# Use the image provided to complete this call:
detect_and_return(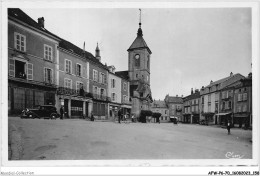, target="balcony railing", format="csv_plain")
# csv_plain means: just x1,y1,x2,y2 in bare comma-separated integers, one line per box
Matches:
57,87,93,98
92,93,111,102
